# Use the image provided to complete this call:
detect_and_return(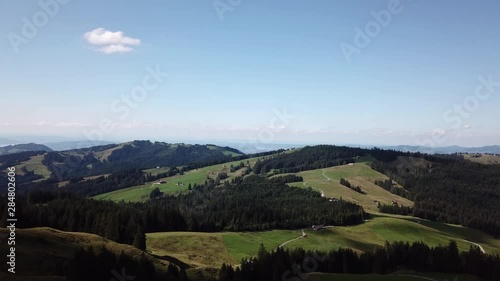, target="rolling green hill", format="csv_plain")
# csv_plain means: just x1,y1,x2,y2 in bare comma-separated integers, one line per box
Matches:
0,227,171,279
0,140,244,185
94,155,265,202
289,158,412,212
145,214,500,269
